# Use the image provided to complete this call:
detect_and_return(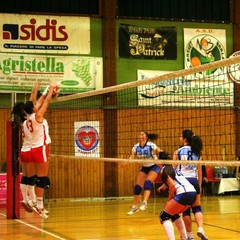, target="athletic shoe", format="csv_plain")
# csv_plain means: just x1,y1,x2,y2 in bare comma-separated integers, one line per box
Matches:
33,206,49,219
139,201,147,211
197,228,208,240
43,208,49,215
127,206,139,215
21,201,33,213
28,200,48,219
